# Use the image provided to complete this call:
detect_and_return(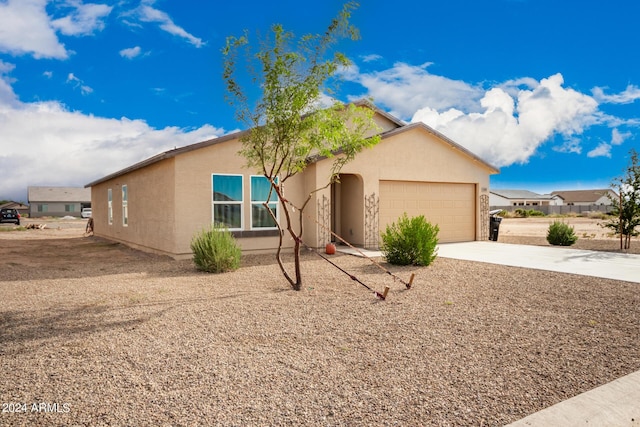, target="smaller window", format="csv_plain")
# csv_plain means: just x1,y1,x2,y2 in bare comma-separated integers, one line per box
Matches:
108,188,113,225
38,204,48,212
212,174,243,230
122,185,128,226
250,176,279,229
65,204,75,212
